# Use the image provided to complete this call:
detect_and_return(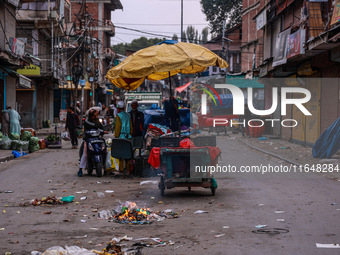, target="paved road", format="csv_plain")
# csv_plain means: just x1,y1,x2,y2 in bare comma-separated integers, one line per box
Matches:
0,136,340,254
